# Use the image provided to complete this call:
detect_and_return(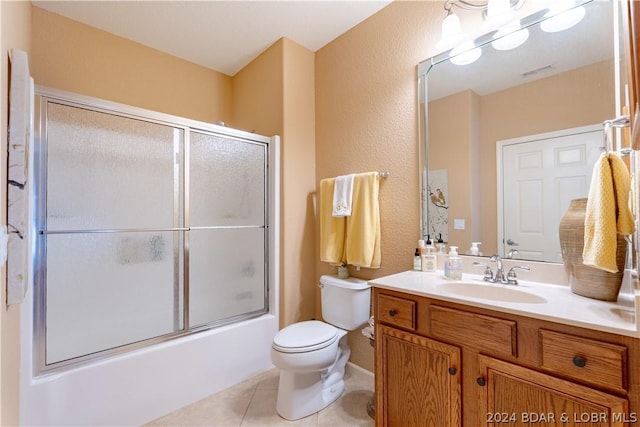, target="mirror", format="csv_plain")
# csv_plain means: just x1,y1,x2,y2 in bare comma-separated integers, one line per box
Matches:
418,0,631,262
